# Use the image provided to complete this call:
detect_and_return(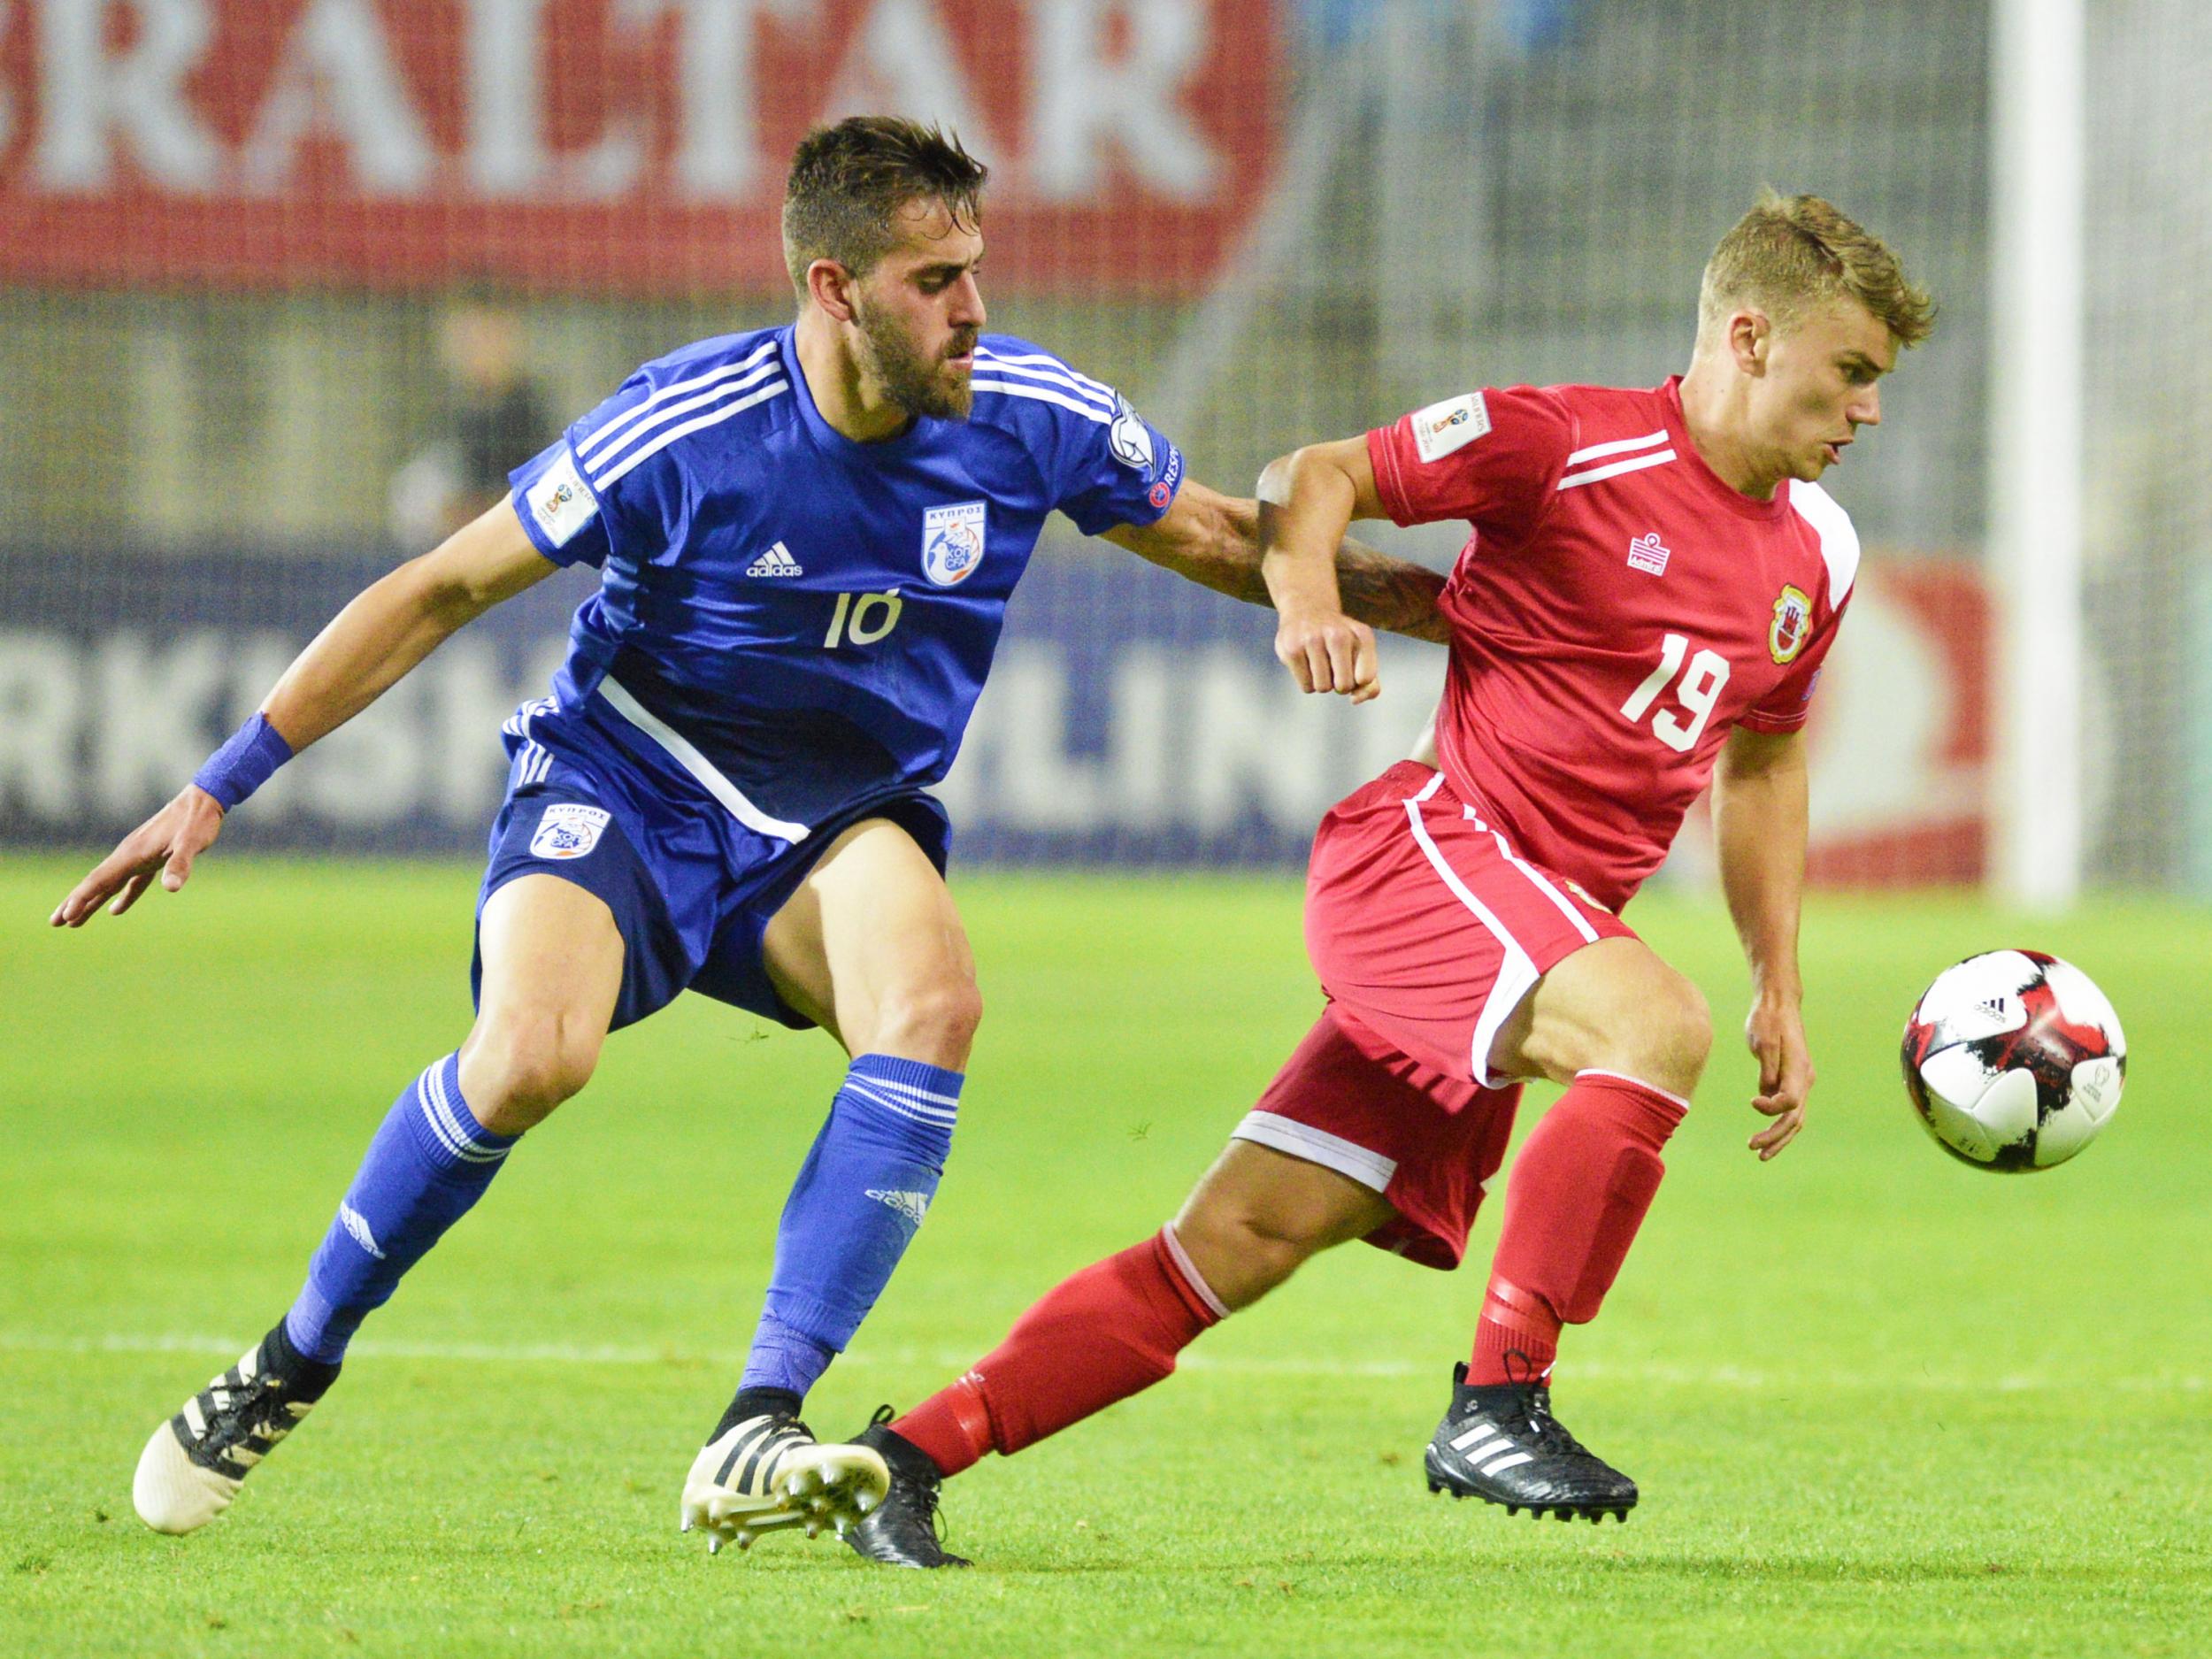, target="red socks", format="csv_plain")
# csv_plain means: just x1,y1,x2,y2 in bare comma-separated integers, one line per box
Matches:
1468,1070,1686,1386
889,1073,1685,1474
894,1227,1224,1478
